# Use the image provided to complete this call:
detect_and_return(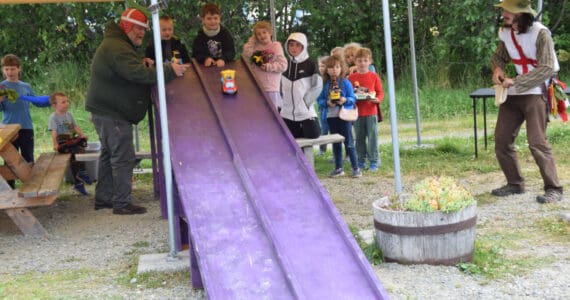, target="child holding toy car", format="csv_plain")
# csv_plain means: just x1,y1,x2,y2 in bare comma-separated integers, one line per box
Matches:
318,55,361,178
348,48,384,172
1,54,51,188
48,92,91,196
242,21,287,109
1,55,41,164
145,15,190,65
